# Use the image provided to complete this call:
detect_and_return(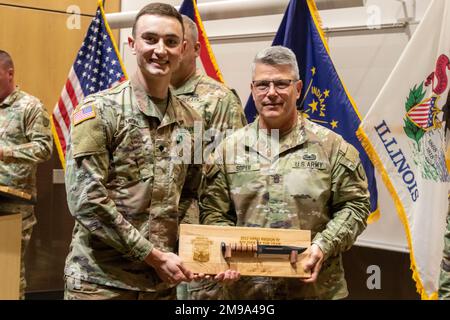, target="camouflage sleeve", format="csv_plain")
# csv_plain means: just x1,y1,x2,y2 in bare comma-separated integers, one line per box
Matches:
438,207,450,299
178,163,202,224
2,102,52,163
65,101,152,262
179,119,204,225
312,141,370,260
210,89,247,133
199,153,237,226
